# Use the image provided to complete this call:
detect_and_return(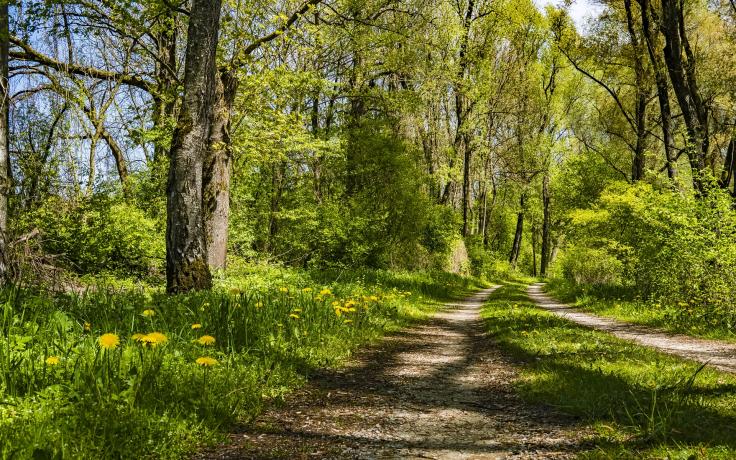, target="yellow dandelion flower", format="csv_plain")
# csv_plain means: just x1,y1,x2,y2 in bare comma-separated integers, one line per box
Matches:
195,357,218,367
98,333,120,350
319,288,332,296
196,335,216,346
369,295,378,301
279,287,289,293
131,333,145,341
45,356,60,366
83,322,91,332
191,323,202,330
137,332,169,347
302,287,313,293
289,313,300,319
334,308,342,317
142,309,155,317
